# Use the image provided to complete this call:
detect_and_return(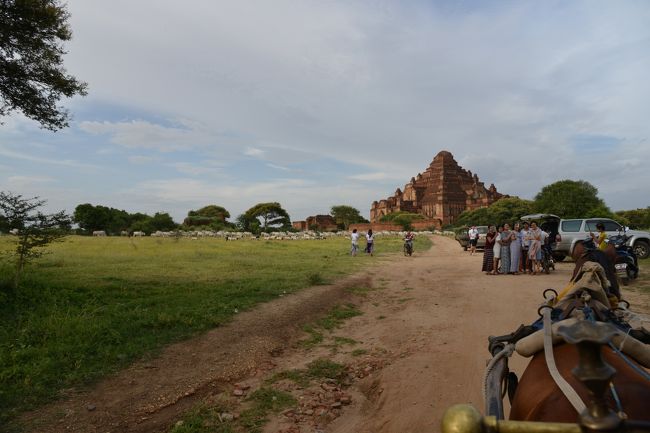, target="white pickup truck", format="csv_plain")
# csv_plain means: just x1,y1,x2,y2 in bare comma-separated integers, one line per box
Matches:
520,214,650,260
